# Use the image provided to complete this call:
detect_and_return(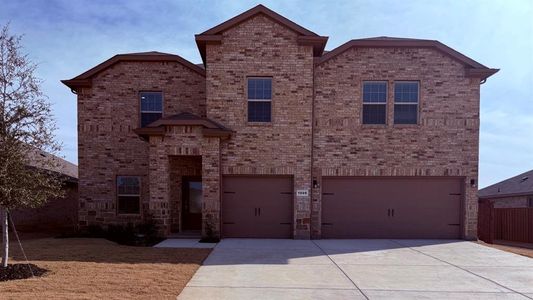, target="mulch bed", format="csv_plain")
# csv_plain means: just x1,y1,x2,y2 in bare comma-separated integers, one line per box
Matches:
0,263,48,281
